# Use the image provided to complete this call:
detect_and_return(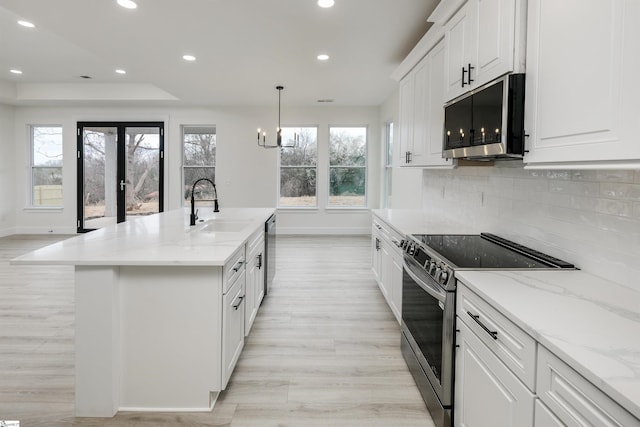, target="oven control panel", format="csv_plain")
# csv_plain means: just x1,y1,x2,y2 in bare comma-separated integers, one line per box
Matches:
402,239,455,290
